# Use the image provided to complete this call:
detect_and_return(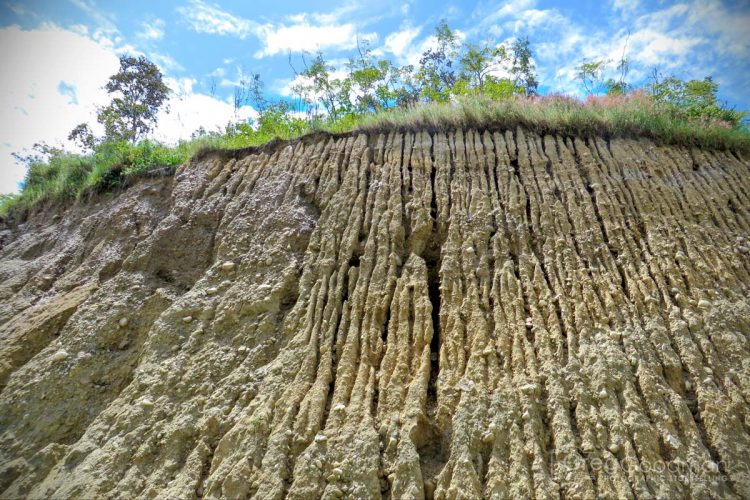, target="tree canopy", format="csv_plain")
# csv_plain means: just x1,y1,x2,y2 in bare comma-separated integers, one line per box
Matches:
97,55,171,144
